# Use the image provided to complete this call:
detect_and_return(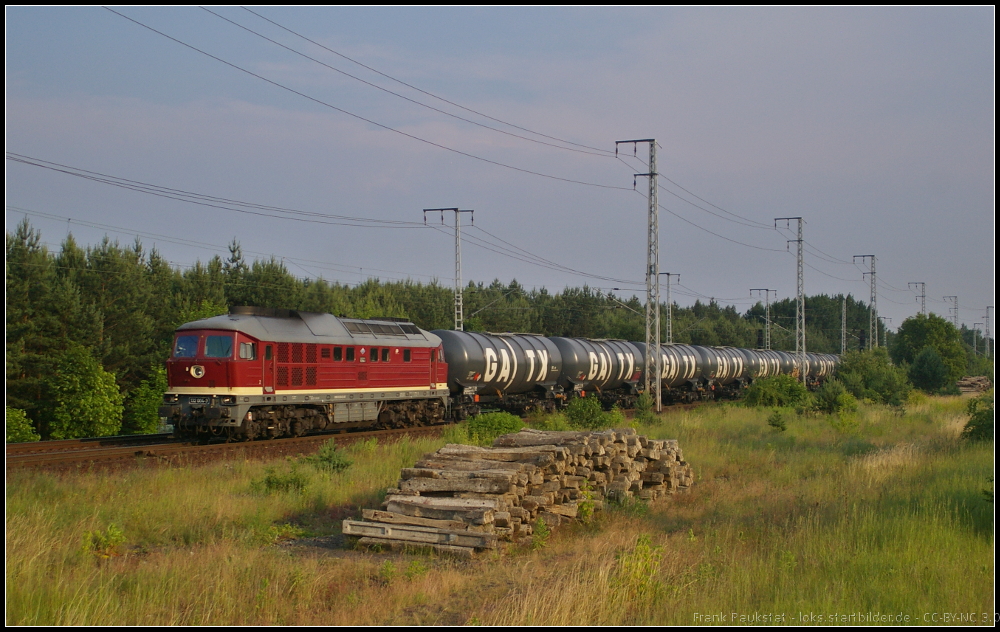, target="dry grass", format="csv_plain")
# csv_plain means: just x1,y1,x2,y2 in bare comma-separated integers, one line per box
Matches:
6,398,994,625
849,443,919,487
